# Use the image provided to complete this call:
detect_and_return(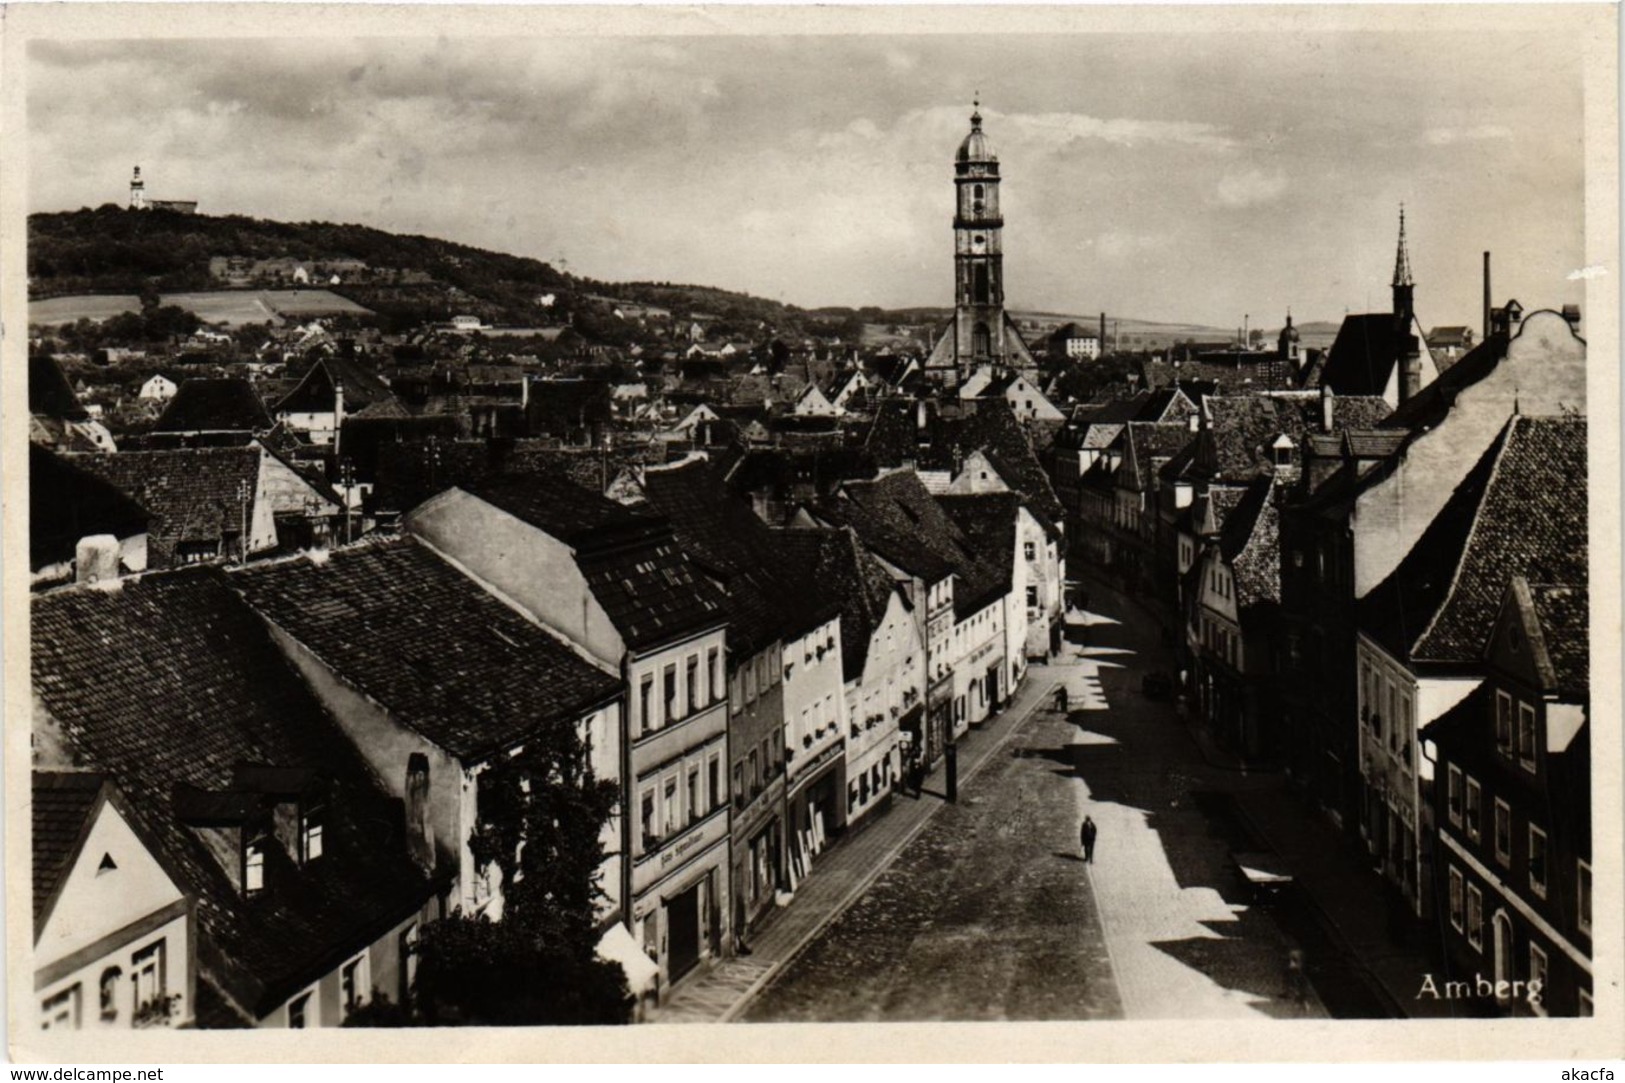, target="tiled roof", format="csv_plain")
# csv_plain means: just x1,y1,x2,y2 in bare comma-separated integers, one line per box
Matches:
31,444,150,571
1359,416,1587,668
774,526,900,682
155,379,273,434
1380,333,1510,434
641,458,832,657
1123,422,1196,491
467,474,729,650
68,448,262,568
32,769,106,925
232,539,621,761
938,492,1021,585
31,569,437,1018
274,357,394,414
1216,478,1280,609
1201,393,1389,483
372,437,662,511
1527,581,1588,697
